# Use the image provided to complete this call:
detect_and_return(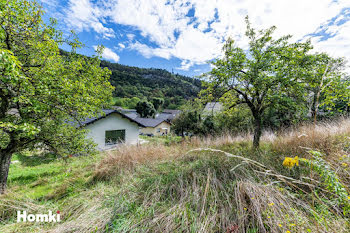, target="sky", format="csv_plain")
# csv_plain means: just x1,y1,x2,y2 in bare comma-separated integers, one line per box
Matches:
40,0,350,77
